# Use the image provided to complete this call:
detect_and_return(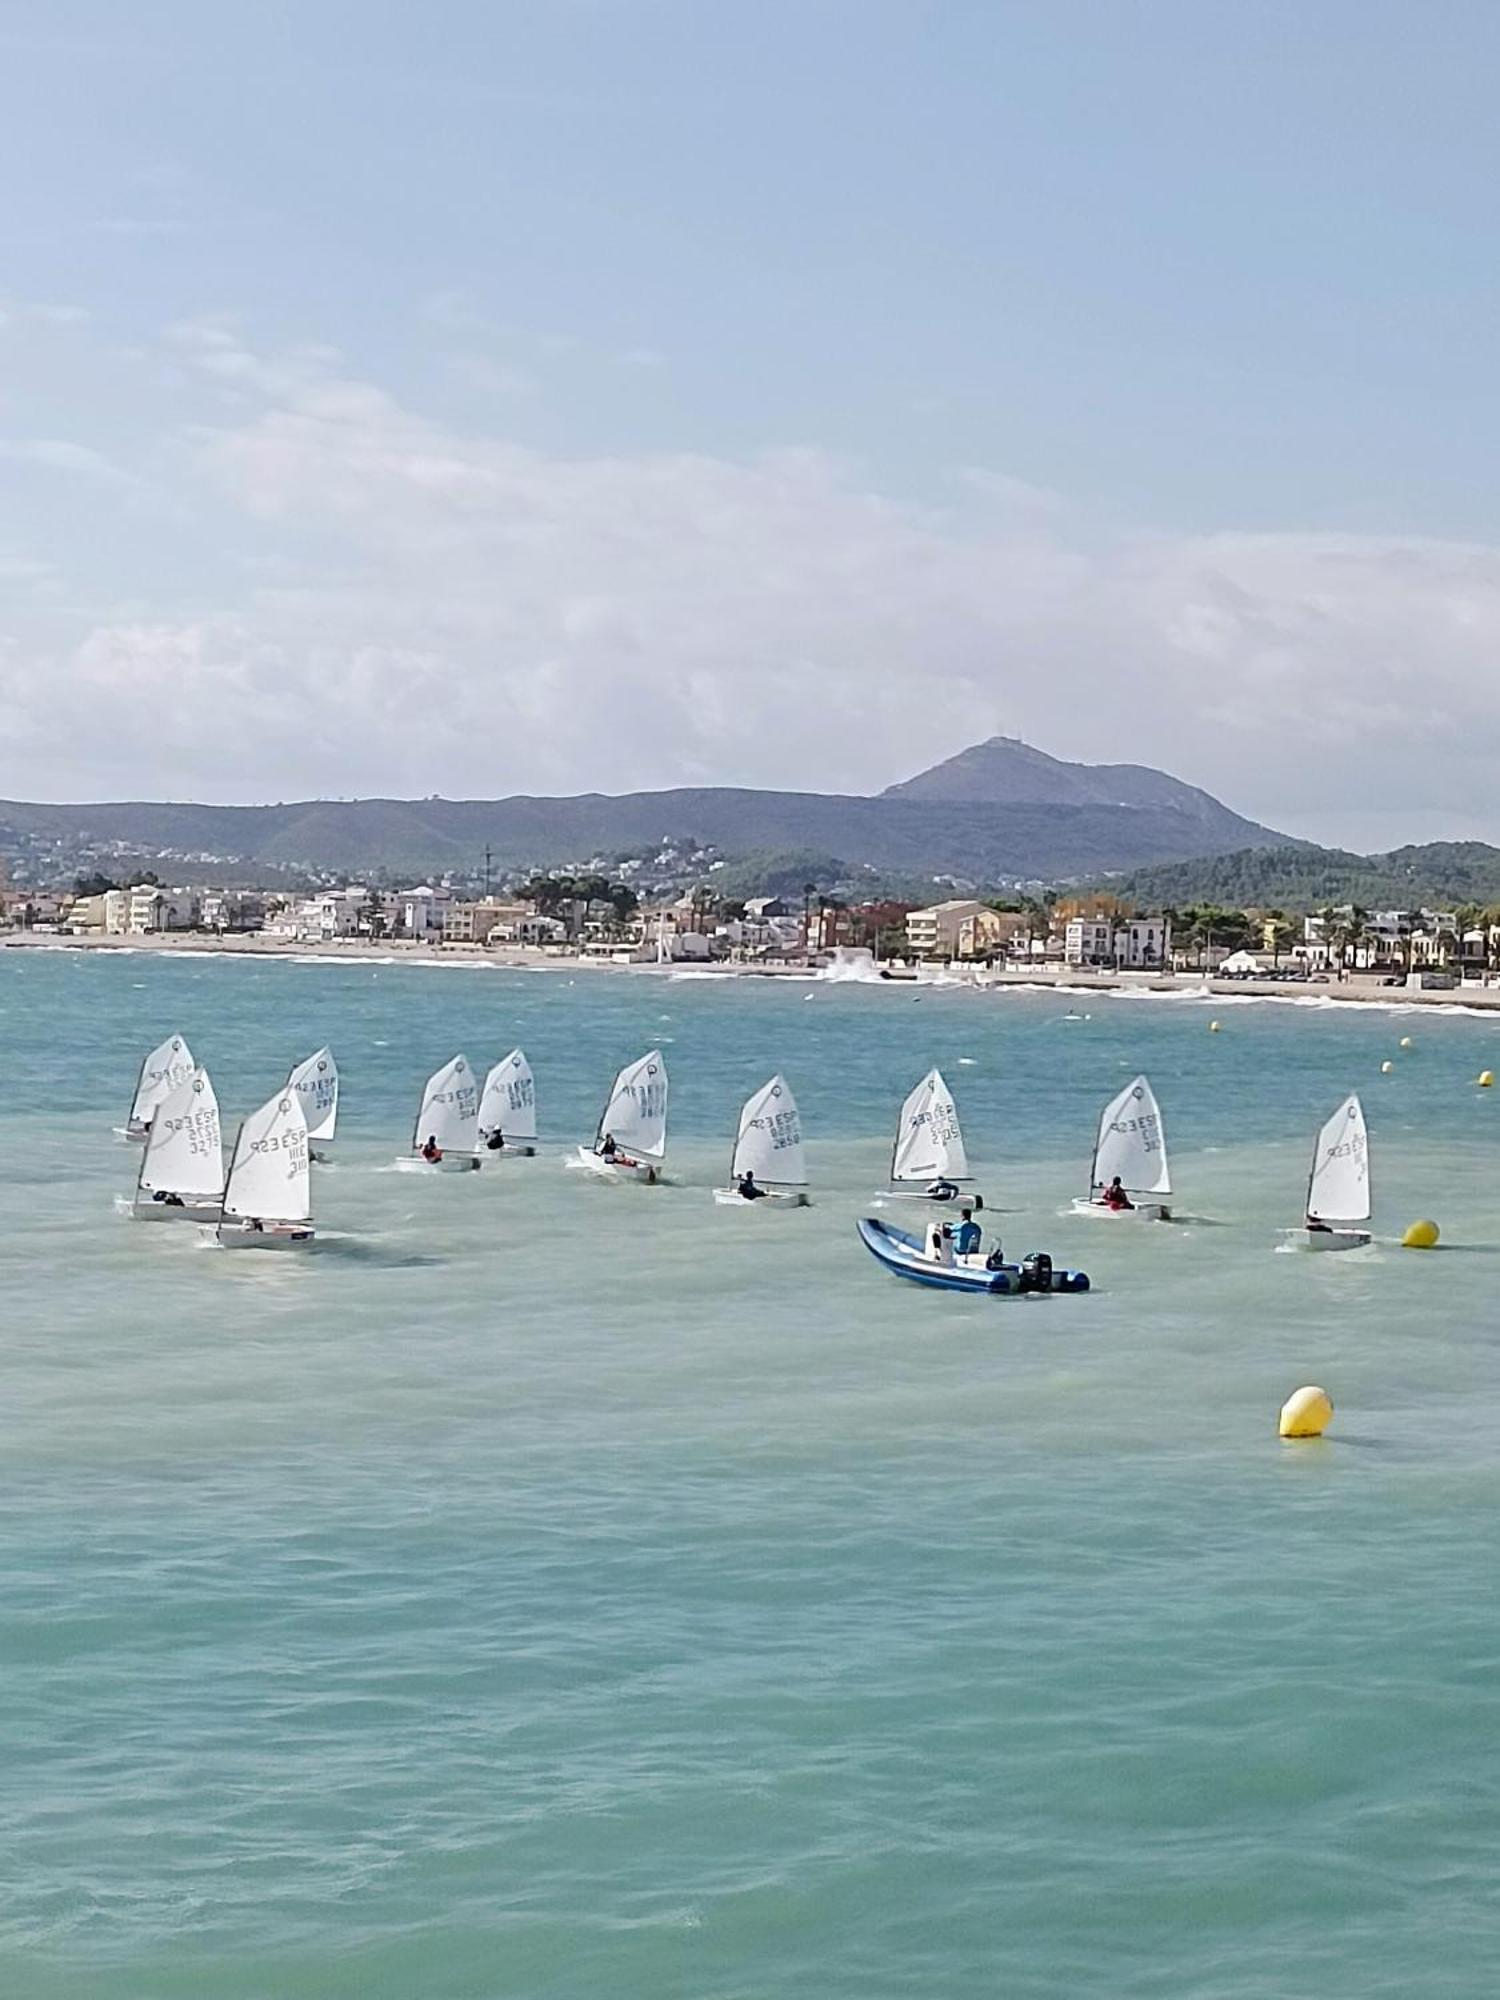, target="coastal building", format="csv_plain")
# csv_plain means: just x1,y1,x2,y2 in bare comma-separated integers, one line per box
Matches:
906,899,1010,960
293,890,365,943
127,885,198,933
1064,914,1171,969
1113,917,1170,969
1064,917,1115,966
442,898,534,945
399,886,450,939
